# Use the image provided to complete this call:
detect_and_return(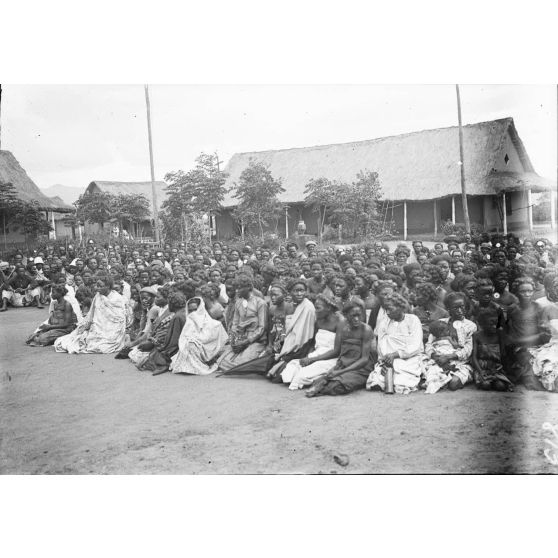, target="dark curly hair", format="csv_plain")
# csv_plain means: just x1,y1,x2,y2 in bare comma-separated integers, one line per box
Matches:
287,277,307,292
415,282,439,304
168,292,186,311
384,291,408,310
